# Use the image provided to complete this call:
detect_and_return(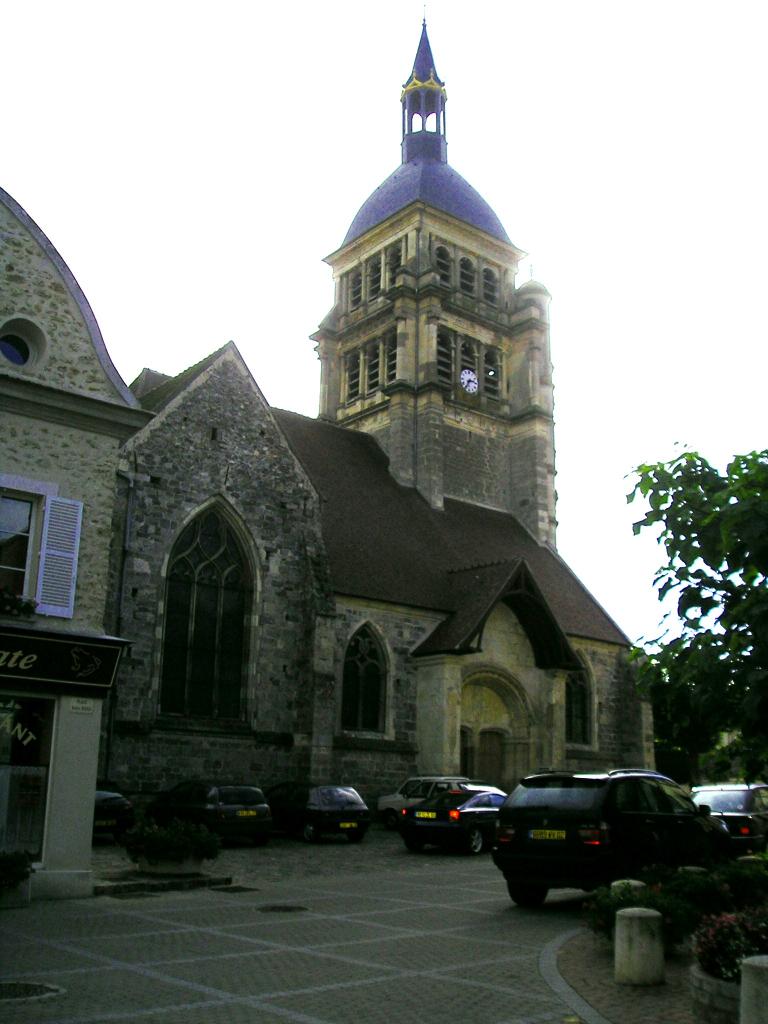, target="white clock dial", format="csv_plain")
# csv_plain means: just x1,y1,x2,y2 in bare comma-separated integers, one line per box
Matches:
459,368,479,393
